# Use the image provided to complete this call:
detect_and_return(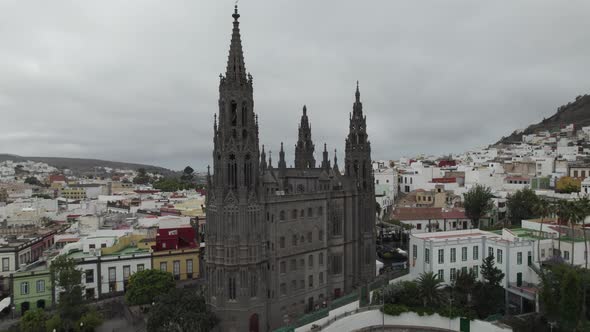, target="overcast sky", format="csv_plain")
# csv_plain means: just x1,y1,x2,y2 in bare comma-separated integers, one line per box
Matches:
1,1,589,170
